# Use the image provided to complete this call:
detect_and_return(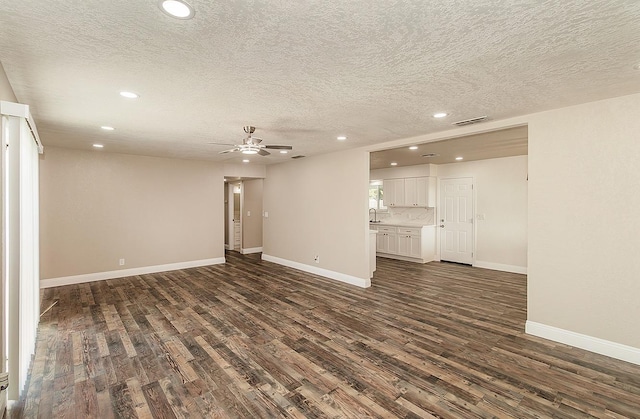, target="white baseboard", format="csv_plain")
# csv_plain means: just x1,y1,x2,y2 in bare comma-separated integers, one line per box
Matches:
40,257,226,289
241,247,263,255
474,260,527,275
525,321,640,366
261,254,371,288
